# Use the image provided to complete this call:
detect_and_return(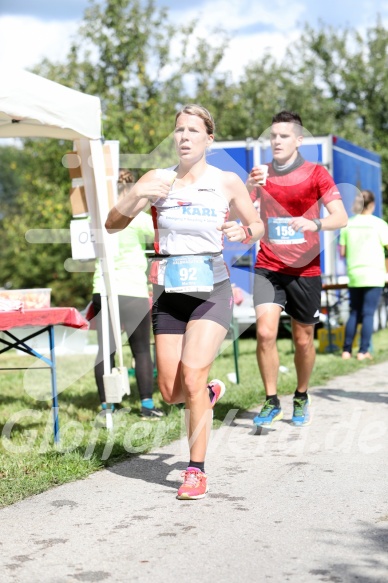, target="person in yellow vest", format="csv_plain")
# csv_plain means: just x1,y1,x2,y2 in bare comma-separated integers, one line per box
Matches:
340,189,388,360
92,169,164,418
